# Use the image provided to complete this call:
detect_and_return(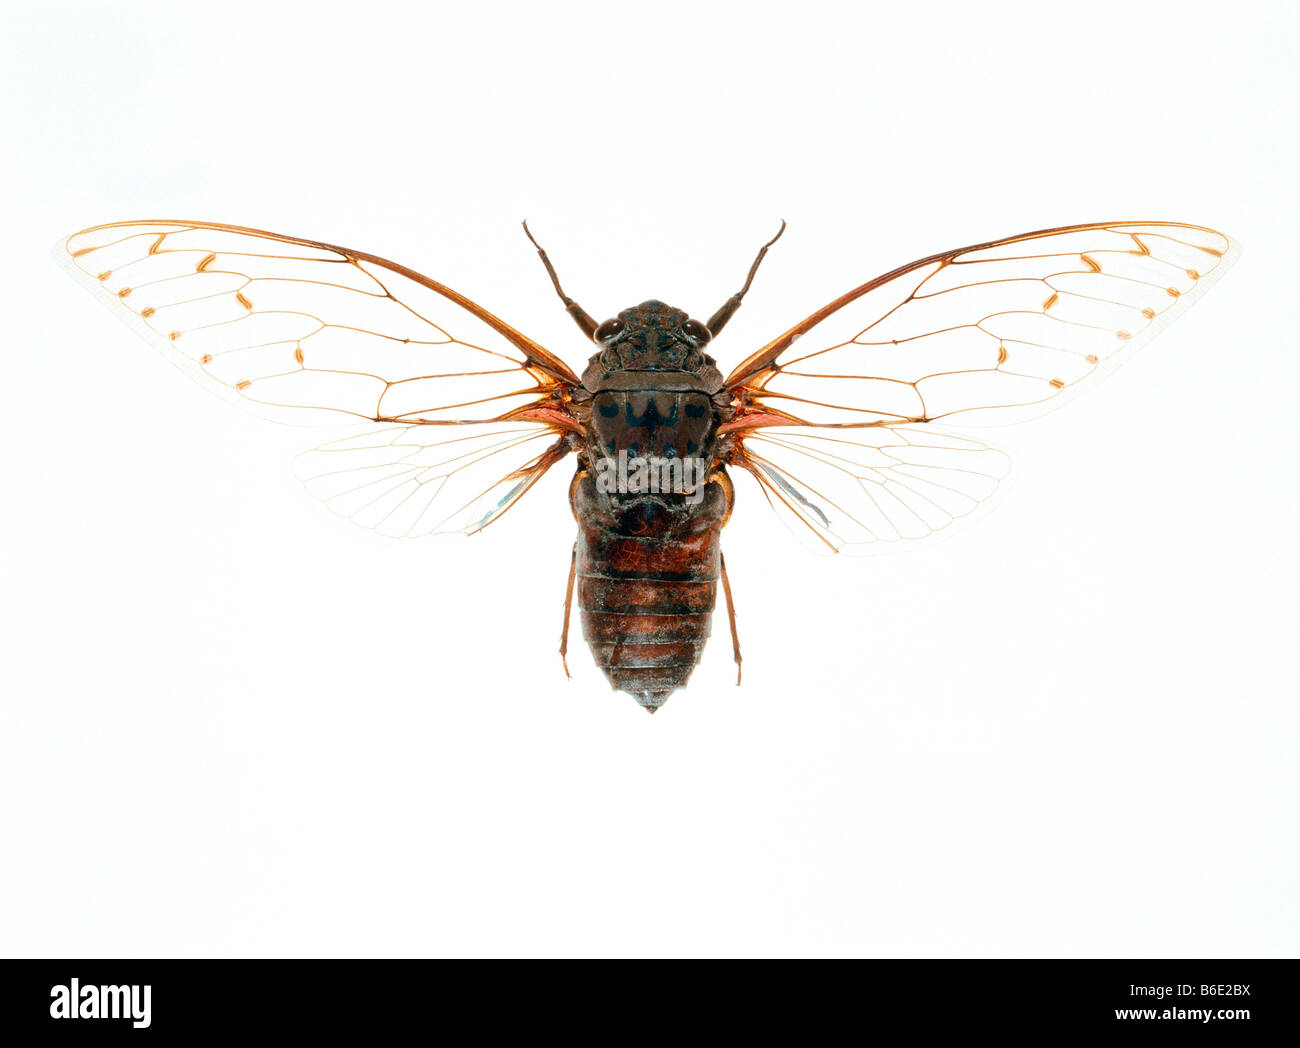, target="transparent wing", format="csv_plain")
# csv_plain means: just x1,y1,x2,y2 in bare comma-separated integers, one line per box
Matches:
735,425,1011,555
724,222,1239,427
60,220,582,426
292,422,570,538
